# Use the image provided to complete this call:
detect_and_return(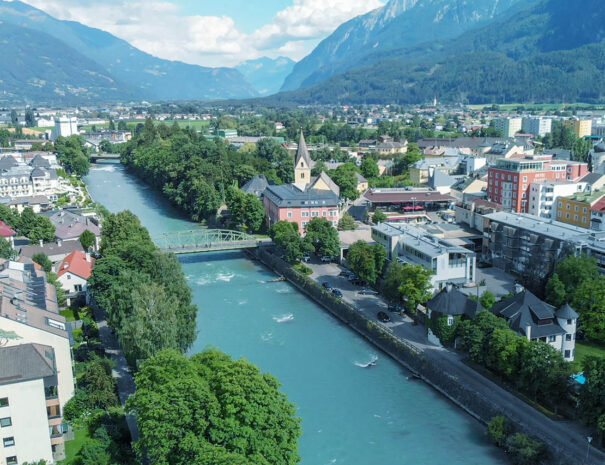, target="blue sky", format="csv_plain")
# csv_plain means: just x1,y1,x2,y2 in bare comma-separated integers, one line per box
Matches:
20,0,385,67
